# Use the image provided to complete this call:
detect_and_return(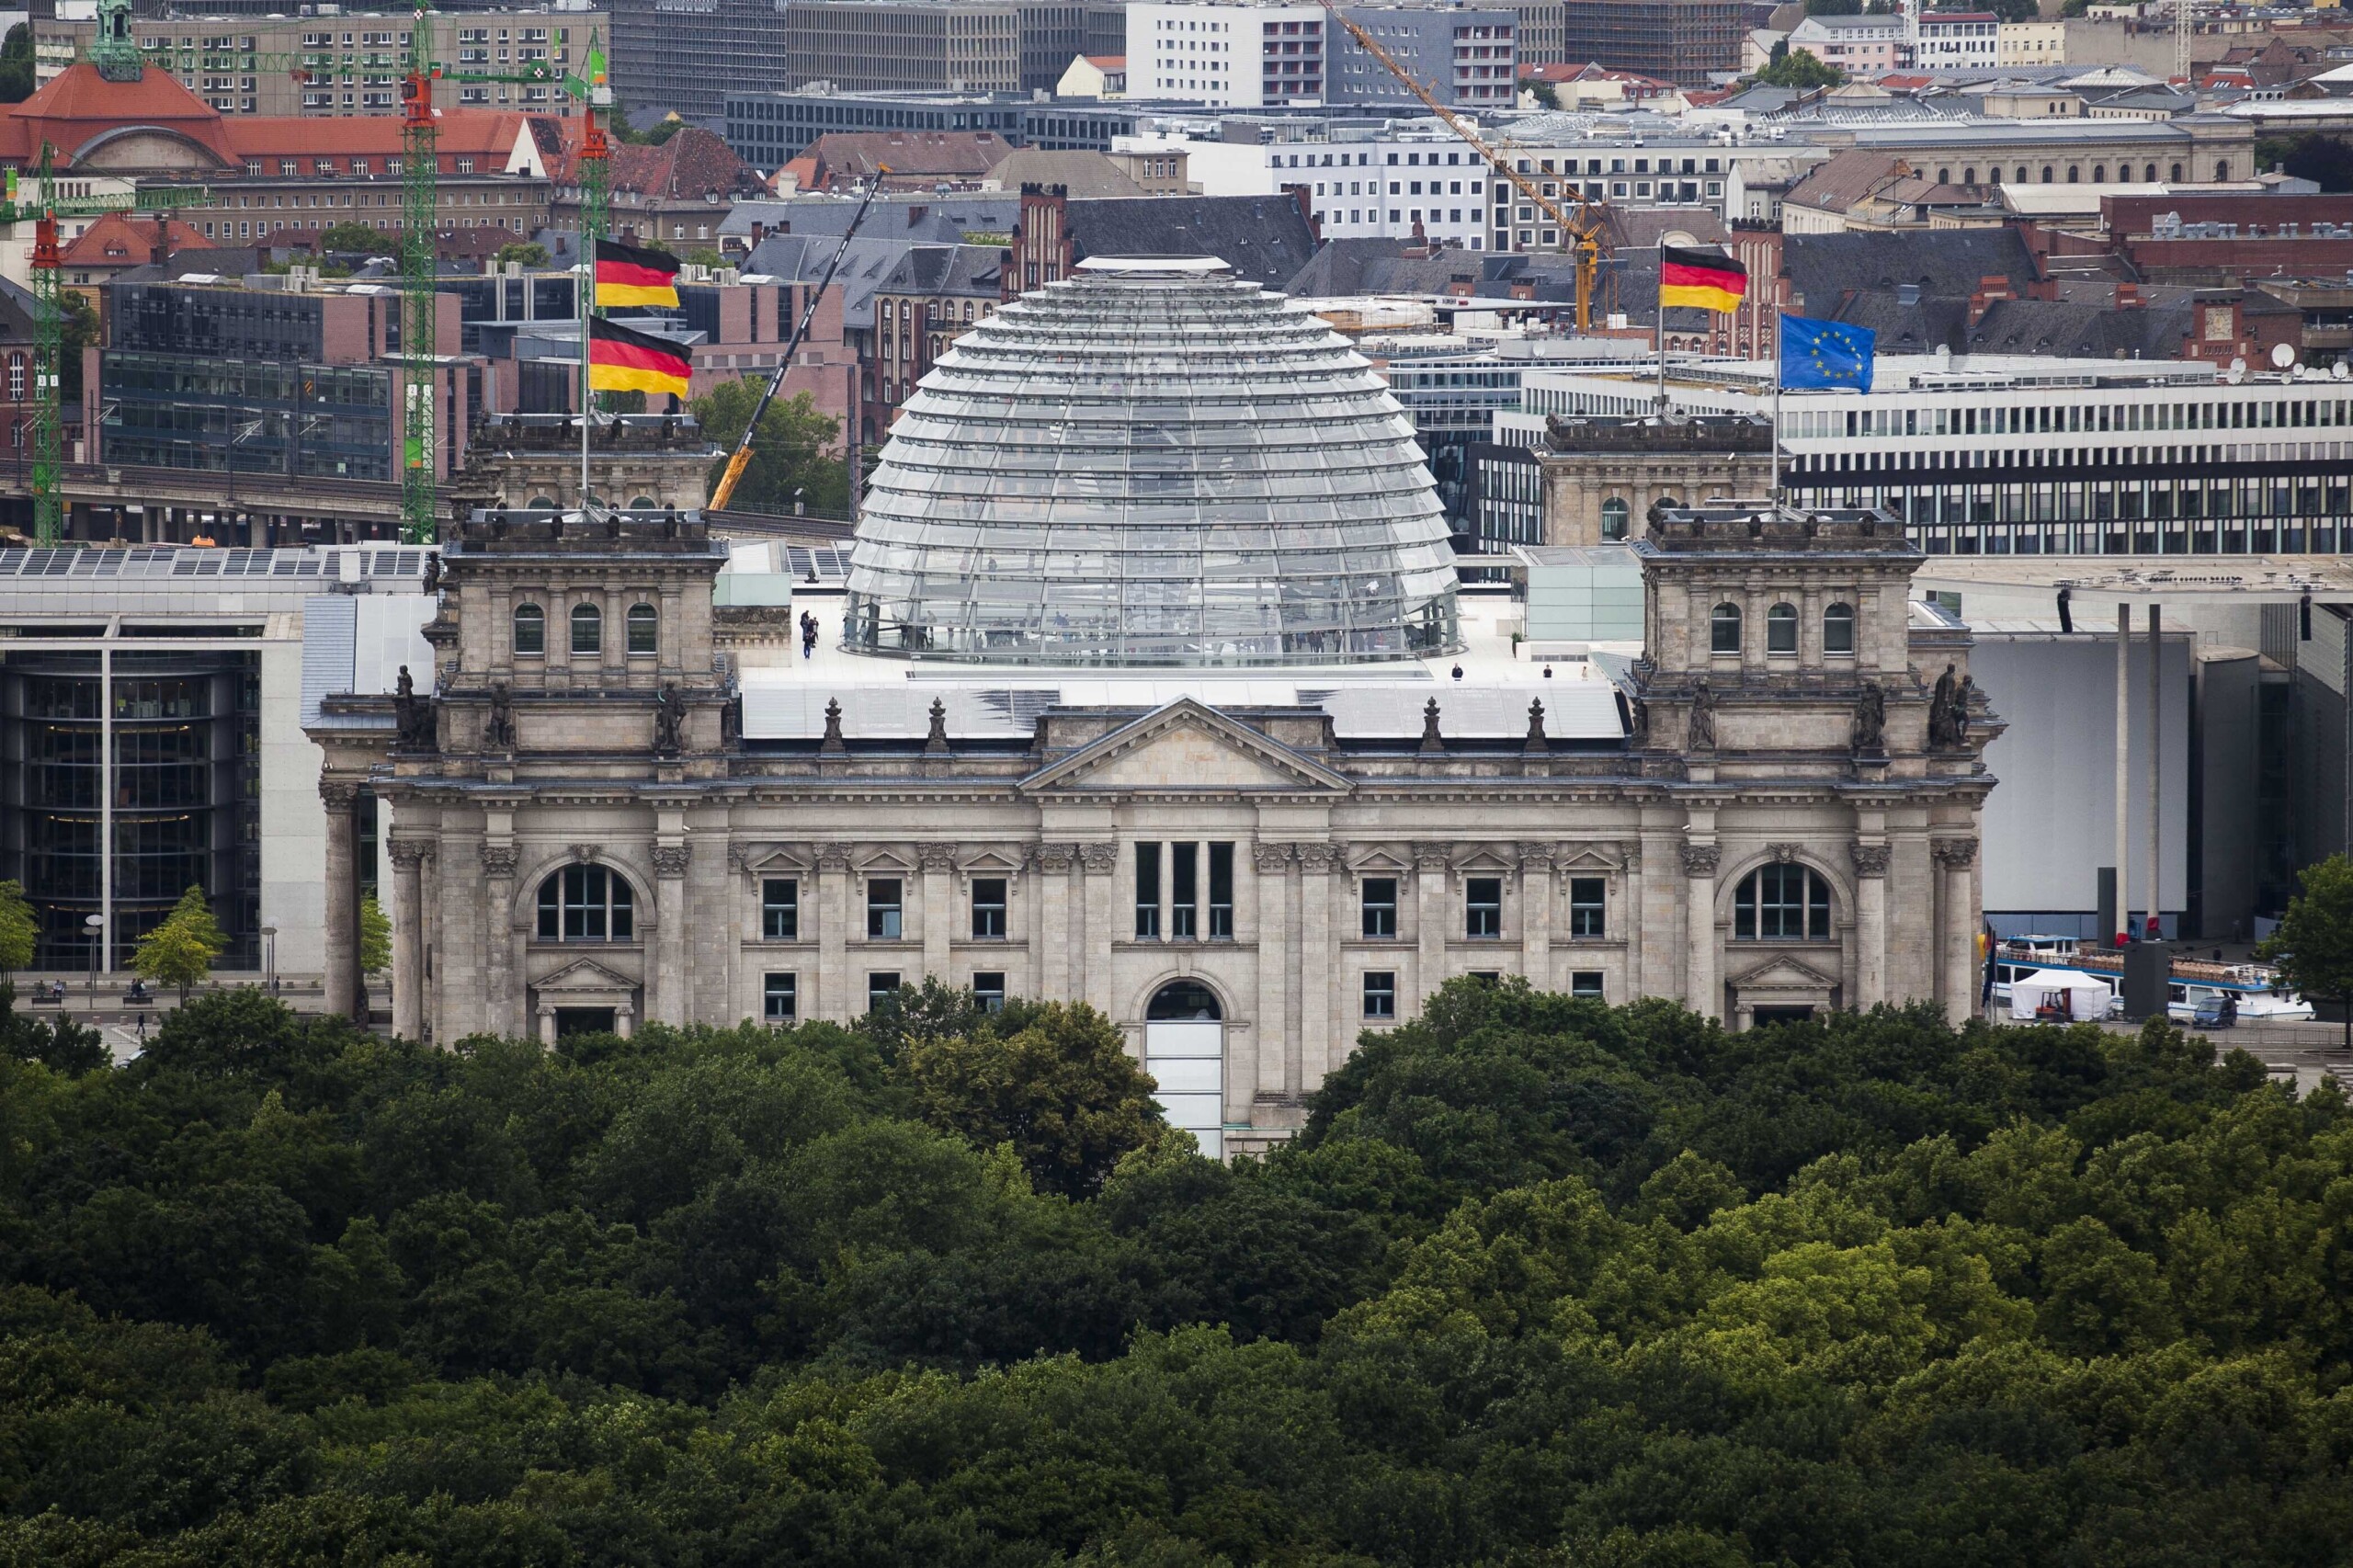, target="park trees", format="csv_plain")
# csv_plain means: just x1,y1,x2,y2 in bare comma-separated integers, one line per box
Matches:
2259,852,2353,1051
131,884,225,1003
